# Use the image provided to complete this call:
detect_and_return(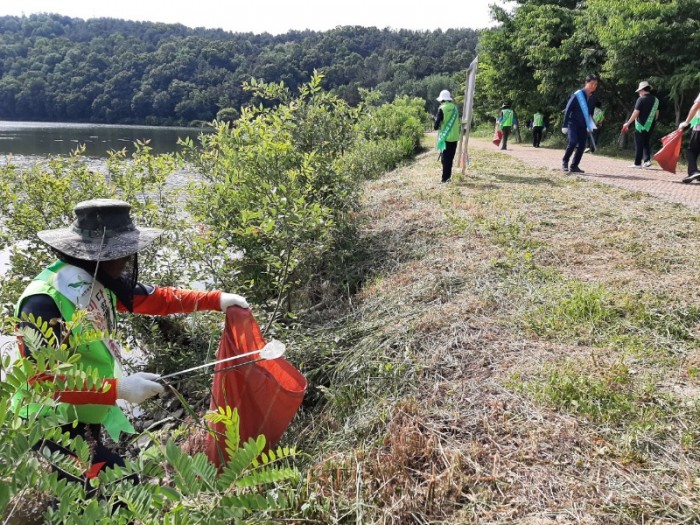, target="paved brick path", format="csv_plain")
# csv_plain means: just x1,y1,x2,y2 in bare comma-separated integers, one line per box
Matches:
469,137,700,212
